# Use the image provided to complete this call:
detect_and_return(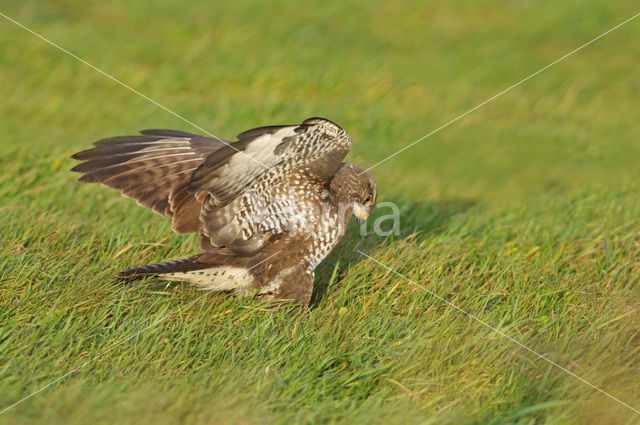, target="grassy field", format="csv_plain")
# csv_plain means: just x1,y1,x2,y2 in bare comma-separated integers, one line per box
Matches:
1,0,640,423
